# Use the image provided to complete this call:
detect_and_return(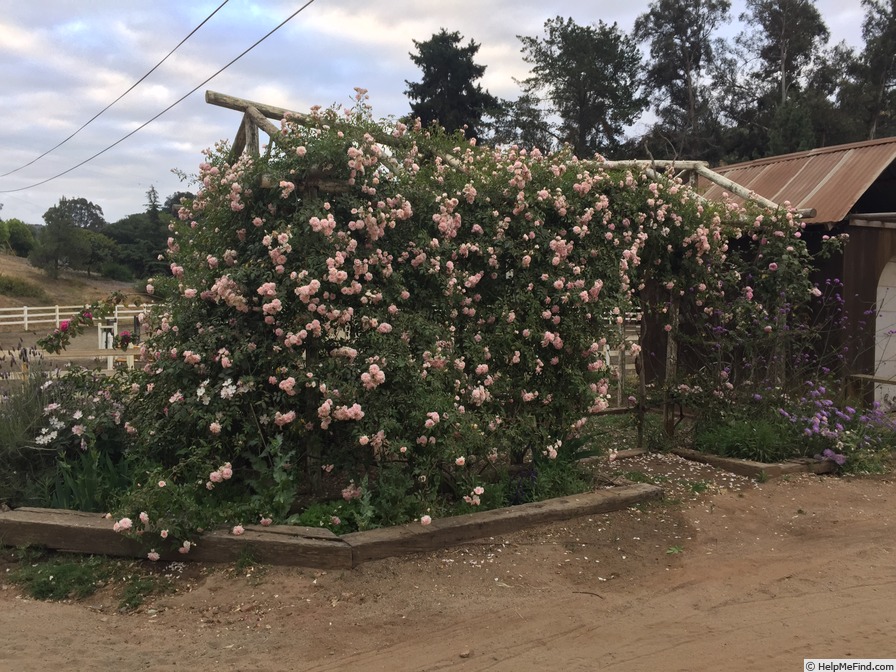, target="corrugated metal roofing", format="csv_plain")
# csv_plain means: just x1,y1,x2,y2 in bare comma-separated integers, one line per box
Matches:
700,137,896,224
